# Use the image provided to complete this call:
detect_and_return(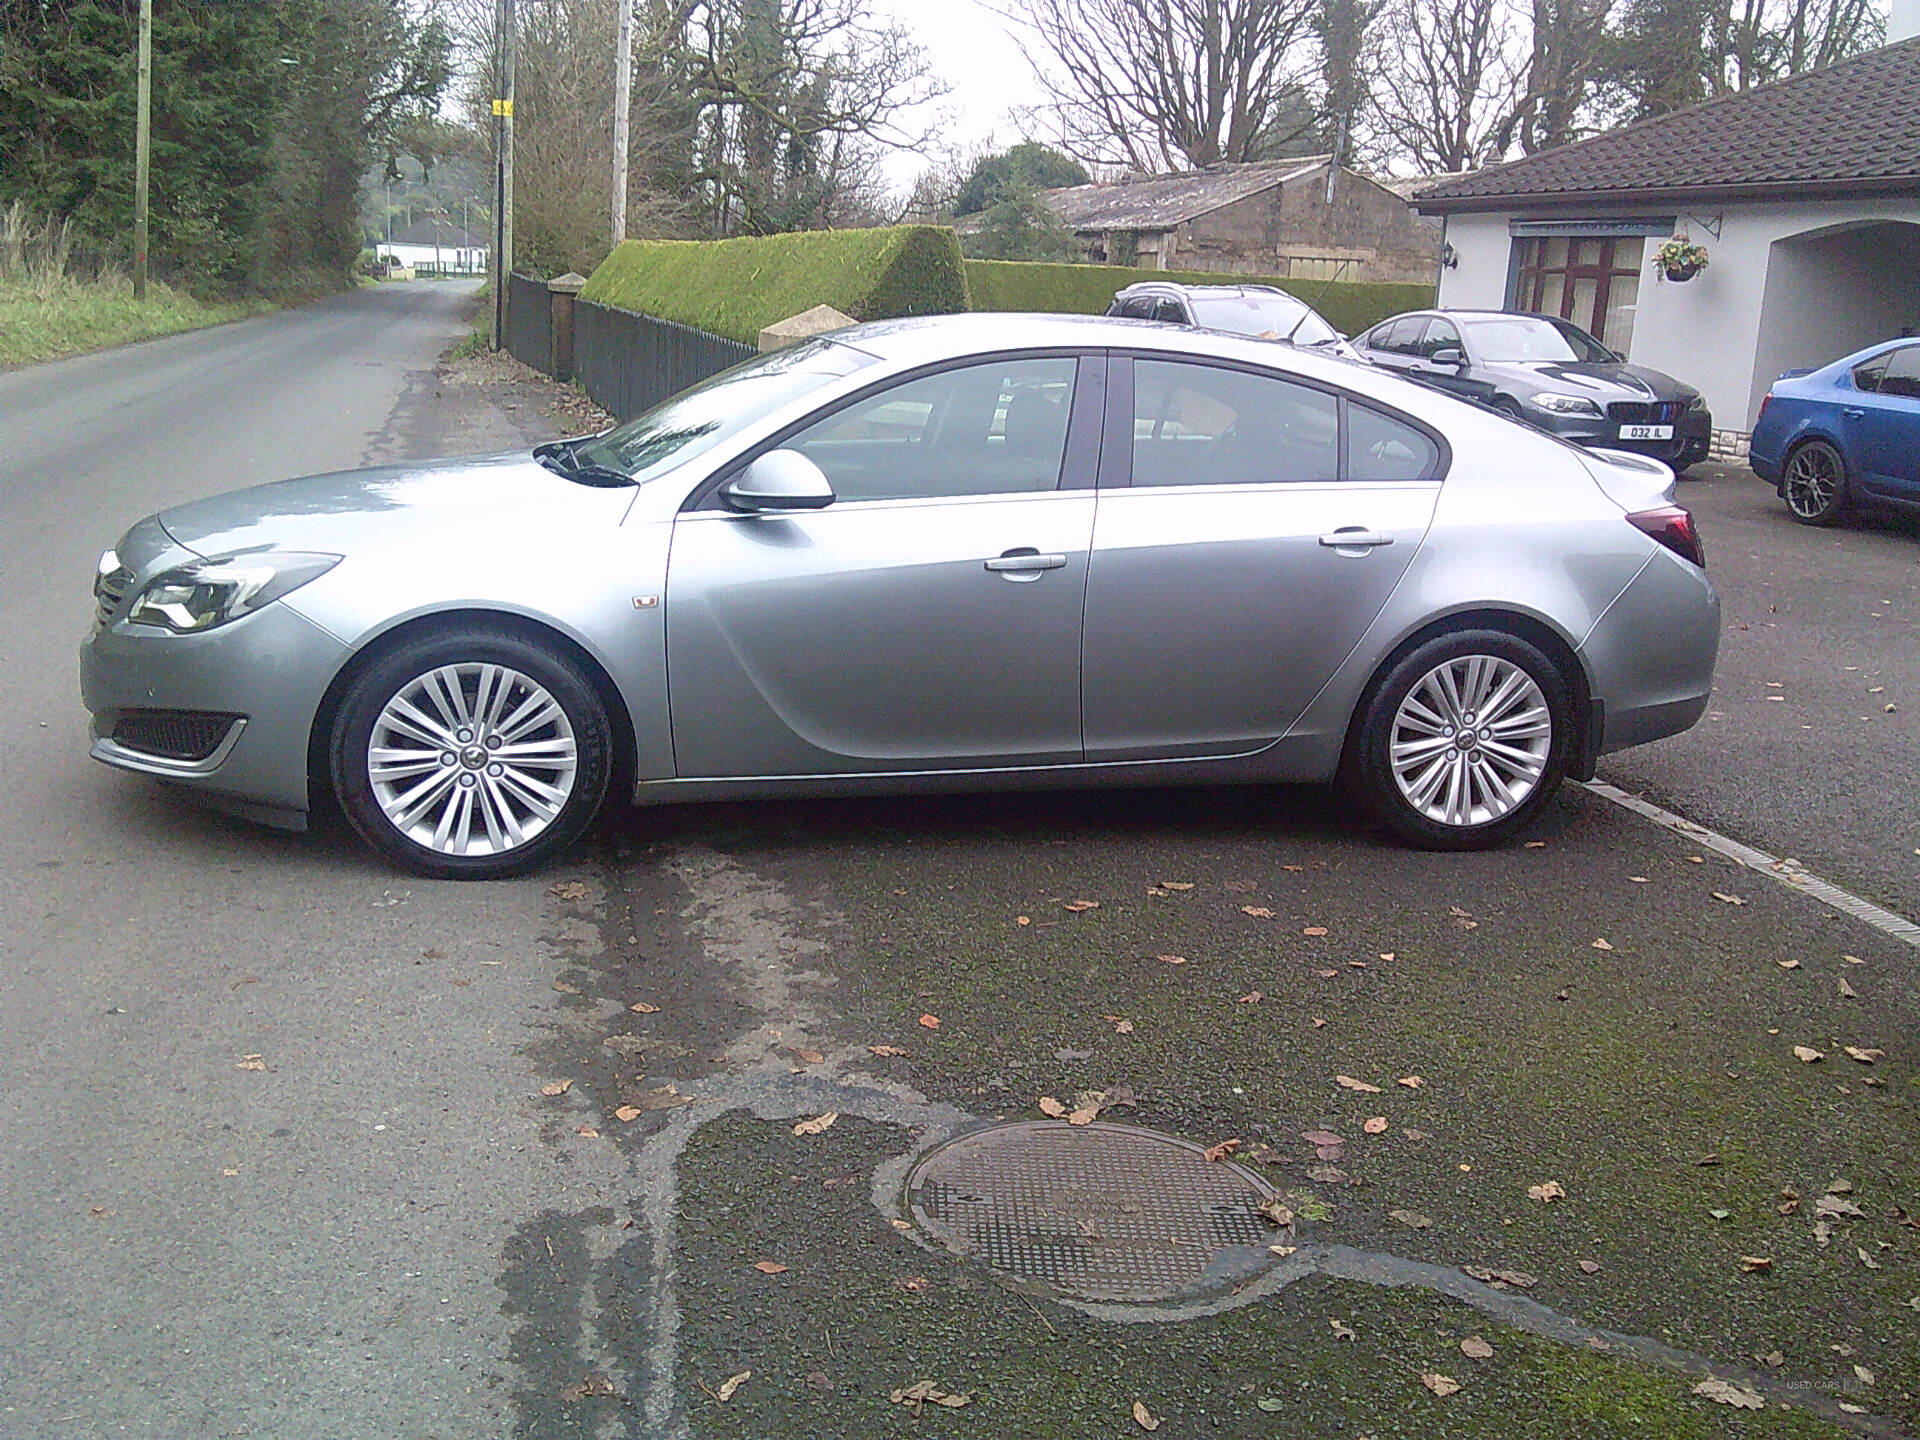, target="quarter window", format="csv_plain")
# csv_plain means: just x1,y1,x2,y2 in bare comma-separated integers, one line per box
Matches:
1131,360,1340,486
1348,404,1442,482
785,358,1078,502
